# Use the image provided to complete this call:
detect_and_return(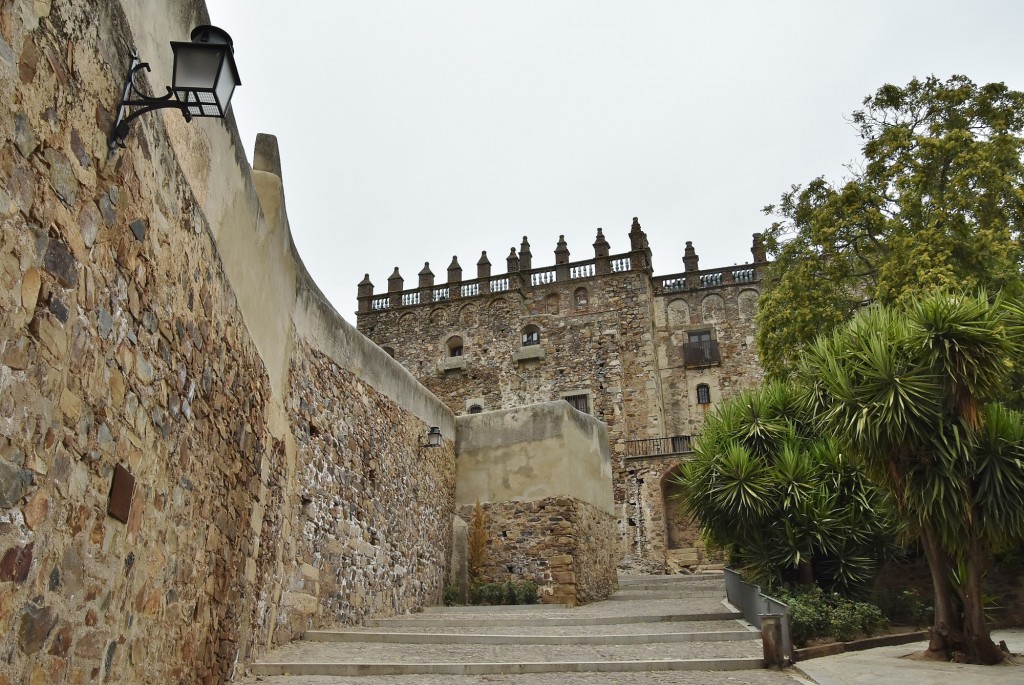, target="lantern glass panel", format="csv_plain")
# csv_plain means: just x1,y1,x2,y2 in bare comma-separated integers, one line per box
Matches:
174,46,222,90
214,62,237,114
